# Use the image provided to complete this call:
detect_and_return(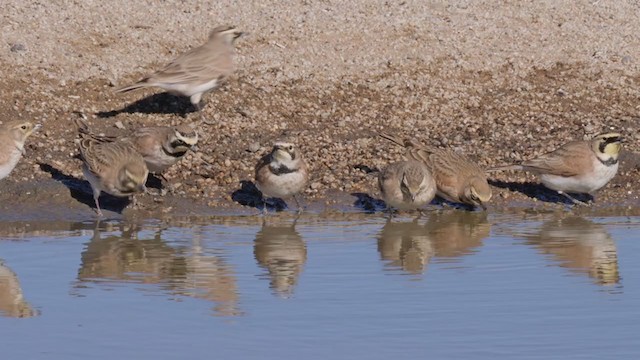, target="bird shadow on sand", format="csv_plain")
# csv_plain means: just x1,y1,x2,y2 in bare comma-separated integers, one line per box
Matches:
231,180,287,212
97,93,197,118
351,192,478,213
488,179,593,205
351,193,387,213
38,163,131,214
144,174,164,191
